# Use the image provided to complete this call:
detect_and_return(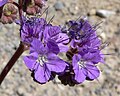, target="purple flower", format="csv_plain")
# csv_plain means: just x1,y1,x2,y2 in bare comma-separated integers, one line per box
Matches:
65,19,101,49
72,54,100,83
71,34,101,49
57,18,104,85
43,25,69,52
0,0,8,7
24,39,67,83
58,48,103,85
79,48,104,64
20,17,47,44
68,19,93,39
